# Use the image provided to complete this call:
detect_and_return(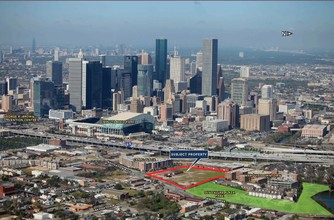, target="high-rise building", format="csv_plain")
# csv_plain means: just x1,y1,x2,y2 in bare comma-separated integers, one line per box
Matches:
130,98,143,113
174,81,187,92
100,55,106,67
202,39,218,96
138,51,152,65
160,103,173,121
217,77,225,102
69,58,83,112
82,61,103,109
171,94,181,114
78,49,84,59
231,78,248,106
140,96,151,108
258,98,277,121
204,96,216,113
190,72,202,94
1,95,13,112
196,51,203,71
46,61,63,86
33,77,55,117
190,61,197,75
0,81,7,95
0,50,2,63
54,48,59,61
170,56,185,83
54,85,65,109
185,94,200,113
249,91,260,108
240,66,250,78
112,90,124,112
261,85,273,99
240,114,270,131
6,77,17,94
217,99,239,129
137,64,153,97
119,71,132,100
32,38,36,54
153,80,162,91
155,39,167,87
102,67,112,109
132,86,138,98
164,79,175,104
196,100,207,115
124,56,138,87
